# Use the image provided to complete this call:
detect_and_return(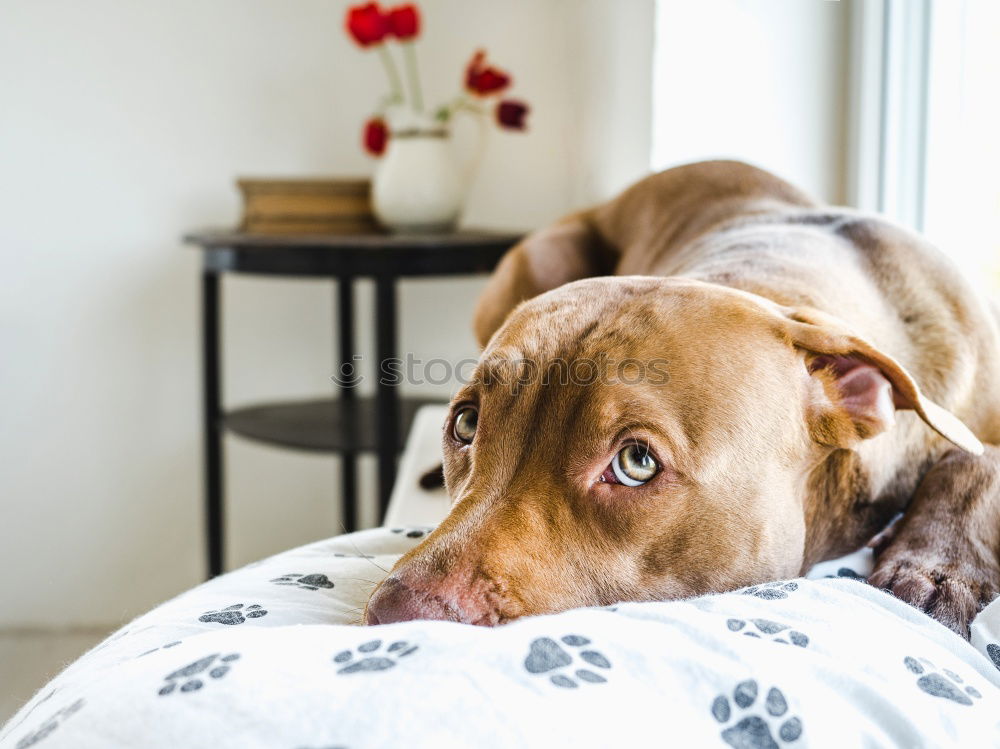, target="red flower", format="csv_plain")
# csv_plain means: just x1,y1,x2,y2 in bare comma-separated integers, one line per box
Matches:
496,100,529,130
363,117,389,156
346,3,389,47
465,50,511,97
386,4,420,40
